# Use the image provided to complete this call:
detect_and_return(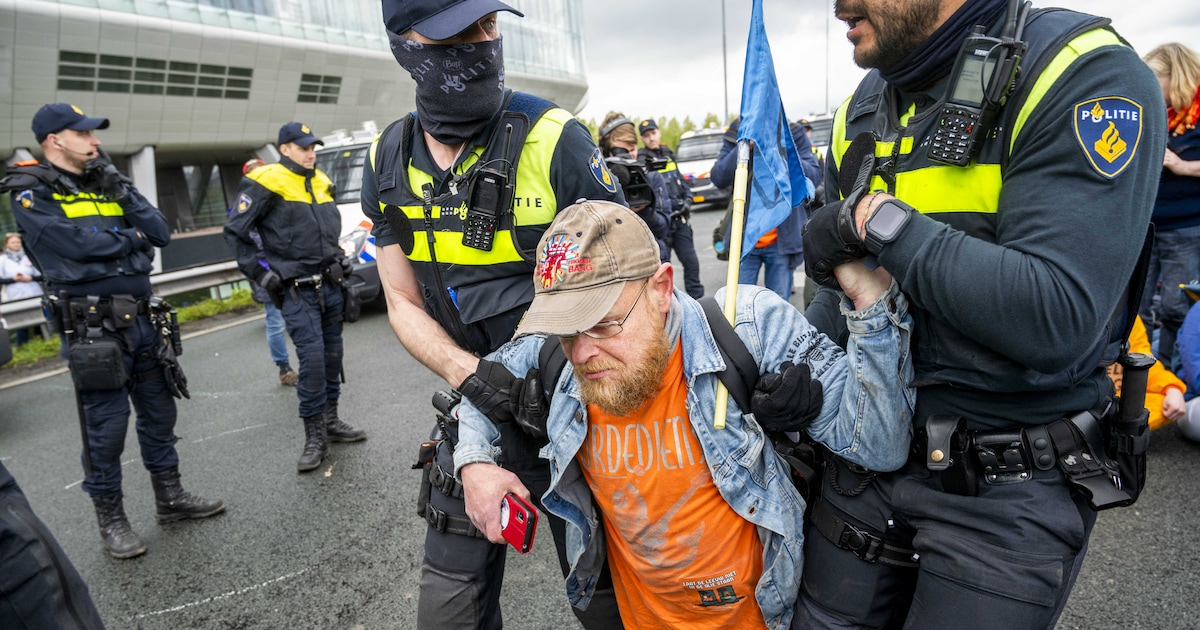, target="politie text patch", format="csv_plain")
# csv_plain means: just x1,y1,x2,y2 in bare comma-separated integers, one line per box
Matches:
1073,96,1143,179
